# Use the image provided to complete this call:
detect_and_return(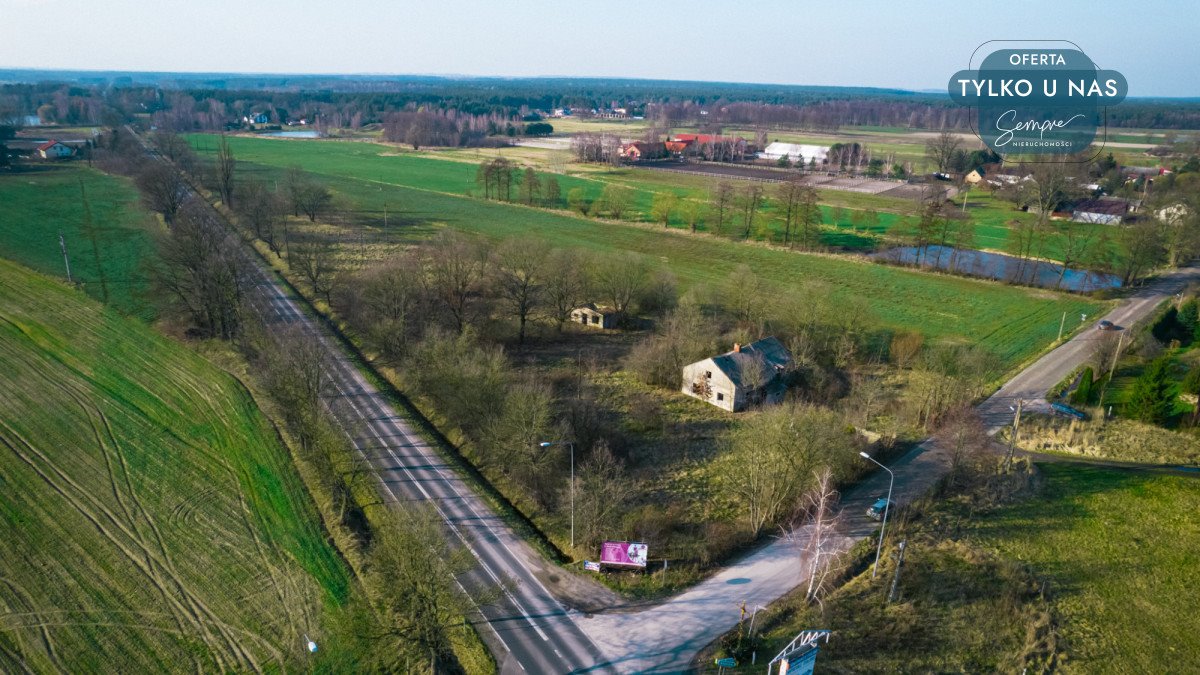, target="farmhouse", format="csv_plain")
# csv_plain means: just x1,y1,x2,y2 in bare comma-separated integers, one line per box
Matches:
1072,197,1133,225
570,303,619,329
668,133,749,161
758,142,829,165
618,141,667,162
681,337,793,412
37,140,73,159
